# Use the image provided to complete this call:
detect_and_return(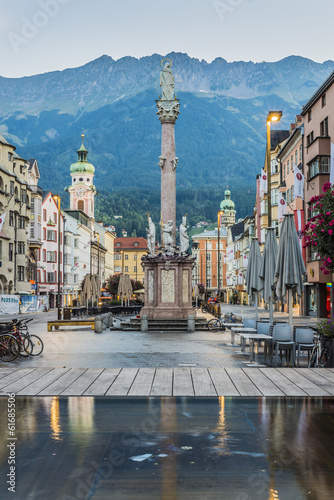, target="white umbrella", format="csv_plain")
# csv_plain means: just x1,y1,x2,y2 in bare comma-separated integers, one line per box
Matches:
124,274,133,306
259,228,278,324
82,274,92,312
118,273,126,306
245,238,262,321
274,214,306,332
